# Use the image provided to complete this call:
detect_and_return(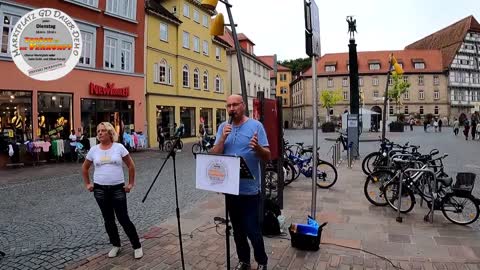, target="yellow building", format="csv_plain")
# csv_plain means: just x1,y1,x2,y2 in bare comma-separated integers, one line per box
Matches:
145,0,231,147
